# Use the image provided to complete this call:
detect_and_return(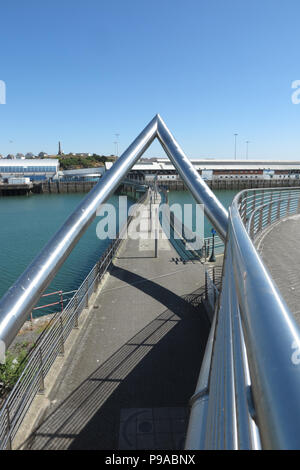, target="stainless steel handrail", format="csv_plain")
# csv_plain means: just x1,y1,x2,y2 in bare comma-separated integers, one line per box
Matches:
186,186,300,450
238,187,300,224
0,115,228,353
246,192,300,239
